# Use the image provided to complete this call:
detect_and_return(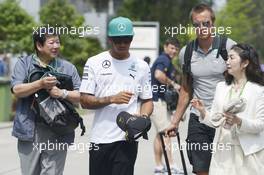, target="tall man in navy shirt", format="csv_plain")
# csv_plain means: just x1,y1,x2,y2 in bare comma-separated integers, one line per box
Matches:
151,38,182,175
